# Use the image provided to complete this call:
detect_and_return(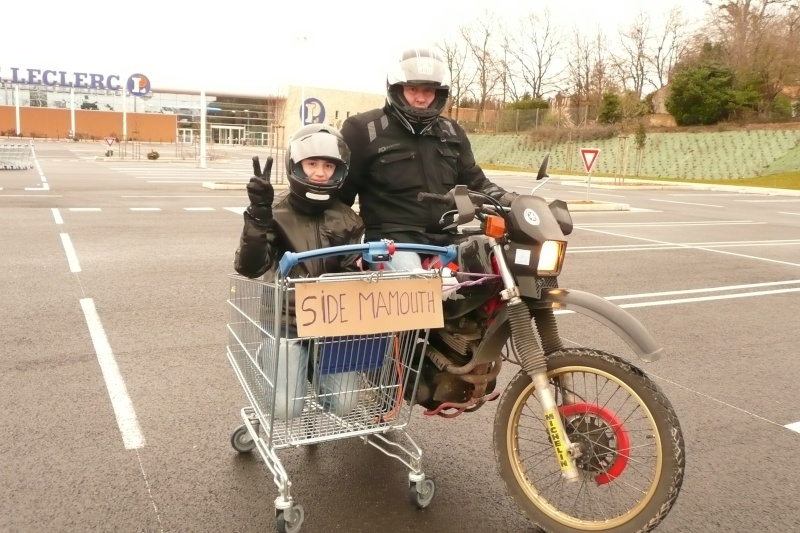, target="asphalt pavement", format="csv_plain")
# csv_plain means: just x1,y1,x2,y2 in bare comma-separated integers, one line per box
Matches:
1,141,799,533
